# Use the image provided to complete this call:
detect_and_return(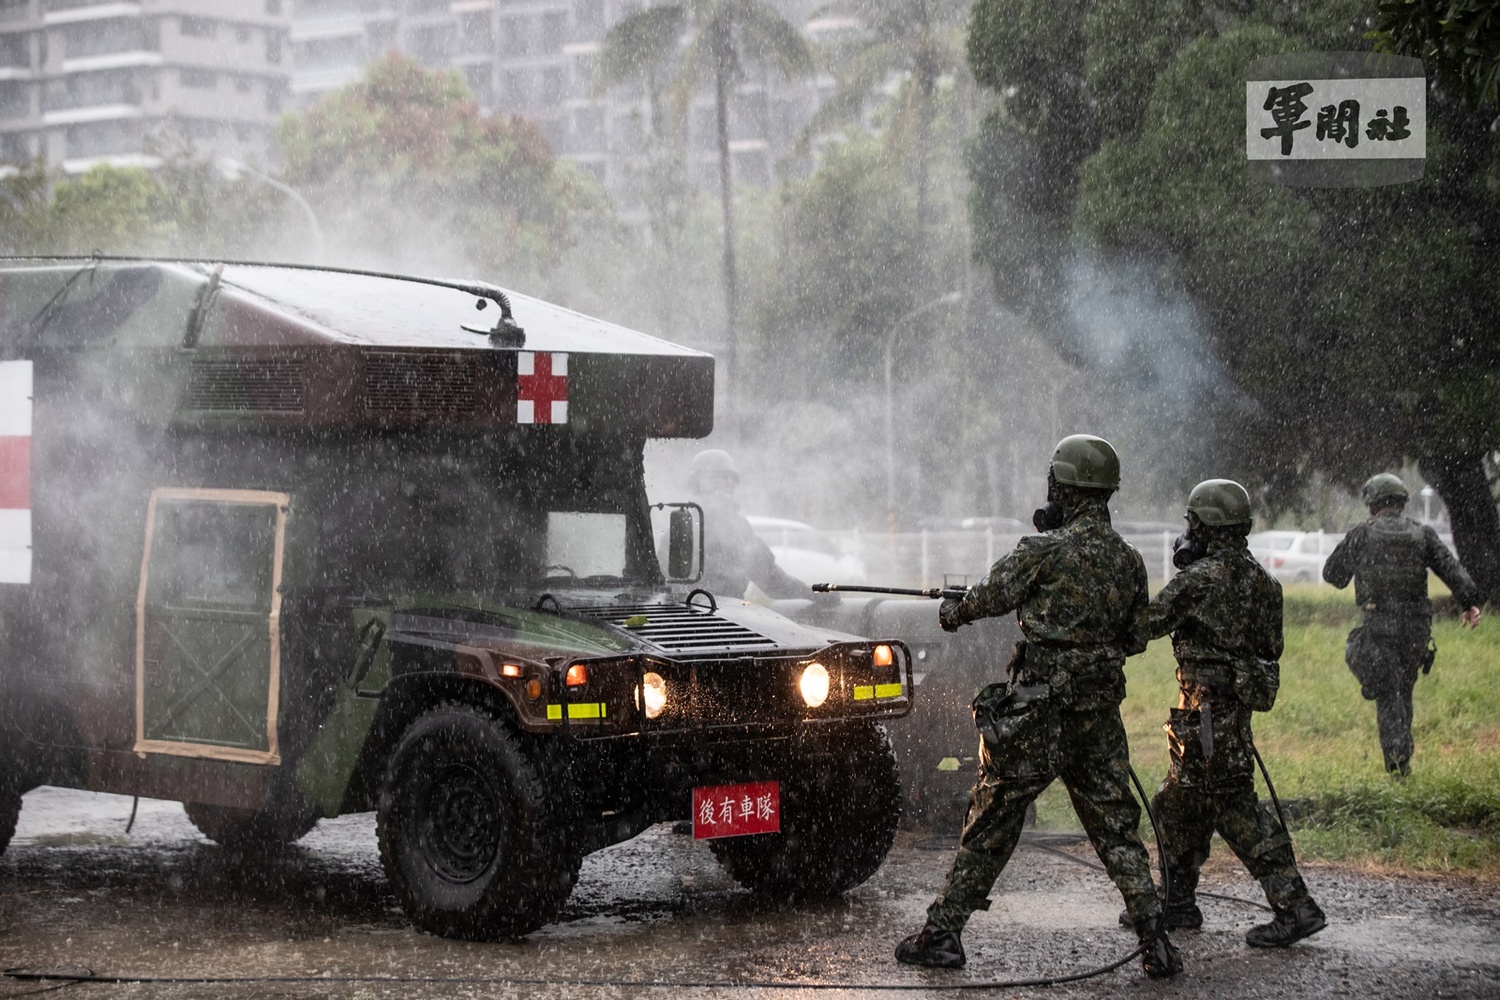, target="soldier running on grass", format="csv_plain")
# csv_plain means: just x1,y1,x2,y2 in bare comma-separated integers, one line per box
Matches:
1323,474,1482,777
